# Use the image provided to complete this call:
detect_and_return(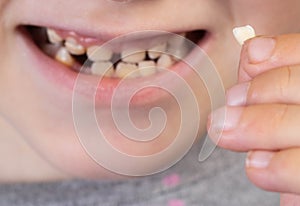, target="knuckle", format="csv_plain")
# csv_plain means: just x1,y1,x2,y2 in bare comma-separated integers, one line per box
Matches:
279,66,292,98
274,104,289,129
